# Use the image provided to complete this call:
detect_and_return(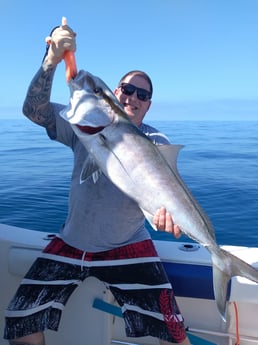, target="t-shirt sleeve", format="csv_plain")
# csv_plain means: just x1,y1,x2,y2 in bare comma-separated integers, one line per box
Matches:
141,123,171,145
46,104,77,149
